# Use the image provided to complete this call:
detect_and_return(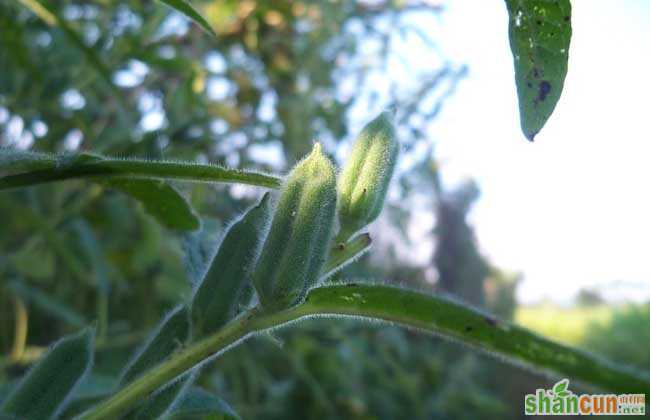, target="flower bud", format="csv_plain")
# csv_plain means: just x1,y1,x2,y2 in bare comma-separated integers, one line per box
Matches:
191,193,272,334
253,144,337,310
337,112,398,240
